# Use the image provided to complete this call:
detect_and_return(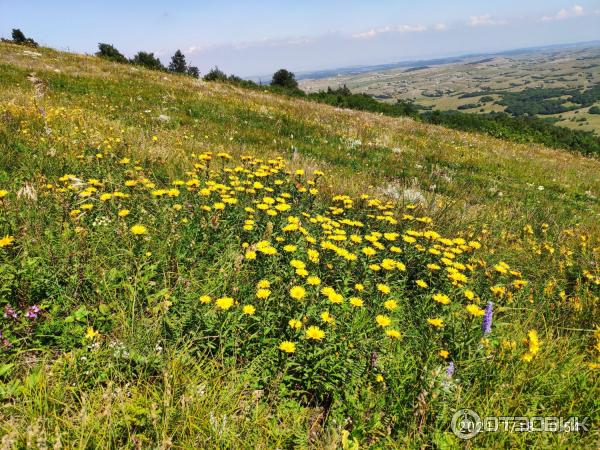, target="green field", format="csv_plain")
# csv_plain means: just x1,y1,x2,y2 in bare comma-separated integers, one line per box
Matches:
301,44,600,134
0,42,599,448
